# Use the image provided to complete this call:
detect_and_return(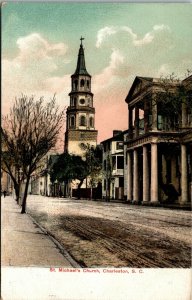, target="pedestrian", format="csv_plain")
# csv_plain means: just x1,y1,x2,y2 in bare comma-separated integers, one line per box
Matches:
3,190,7,198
